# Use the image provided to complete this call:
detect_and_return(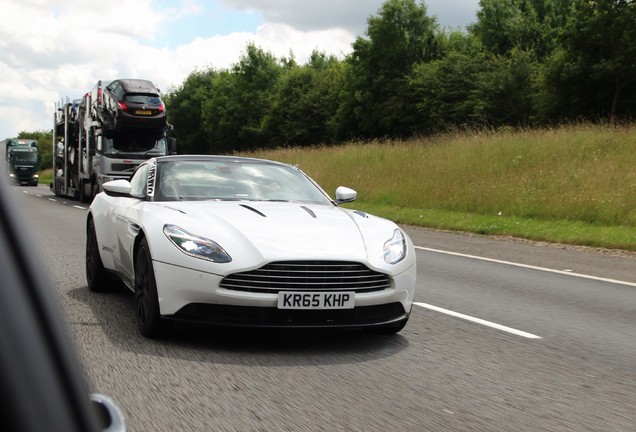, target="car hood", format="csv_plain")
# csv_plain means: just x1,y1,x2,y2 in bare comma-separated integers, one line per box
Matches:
154,200,375,263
